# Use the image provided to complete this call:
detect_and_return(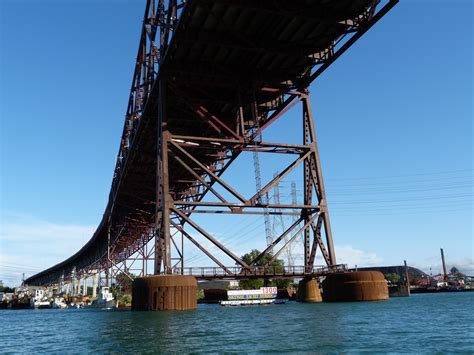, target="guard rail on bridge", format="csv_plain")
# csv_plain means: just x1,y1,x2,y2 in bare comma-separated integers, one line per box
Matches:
172,264,347,280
